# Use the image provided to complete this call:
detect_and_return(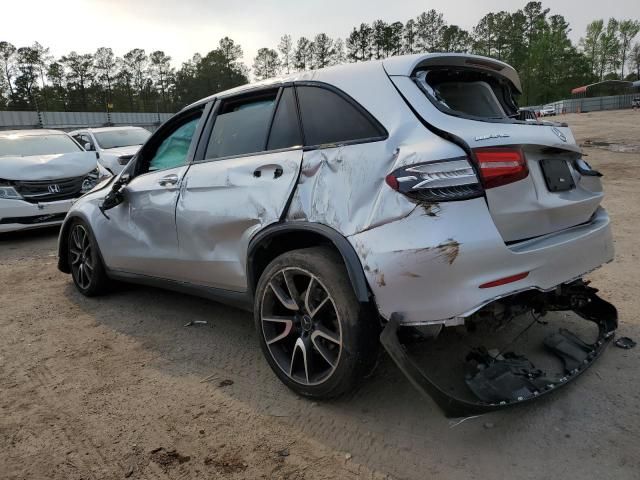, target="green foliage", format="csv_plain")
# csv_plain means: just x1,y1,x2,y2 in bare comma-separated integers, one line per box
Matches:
253,48,280,81
0,3,638,112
